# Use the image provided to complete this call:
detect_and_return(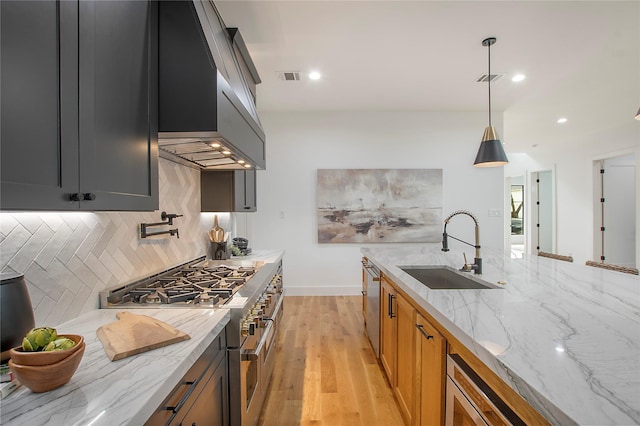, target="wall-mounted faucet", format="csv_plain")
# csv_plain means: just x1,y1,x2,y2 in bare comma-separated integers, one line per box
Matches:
441,210,482,274
140,211,182,239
